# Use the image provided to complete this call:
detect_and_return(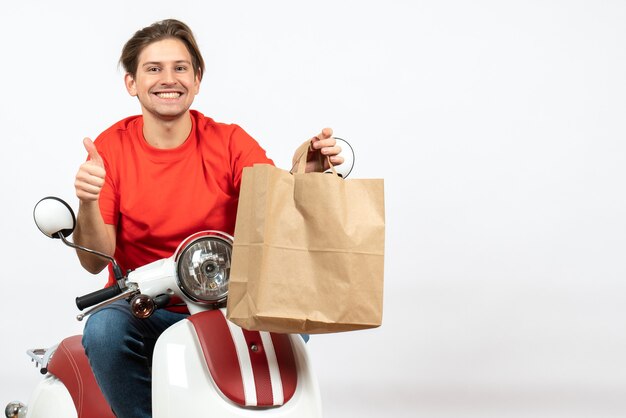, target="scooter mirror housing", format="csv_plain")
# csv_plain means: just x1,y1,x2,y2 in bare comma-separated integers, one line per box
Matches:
33,196,124,281
33,197,76,239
